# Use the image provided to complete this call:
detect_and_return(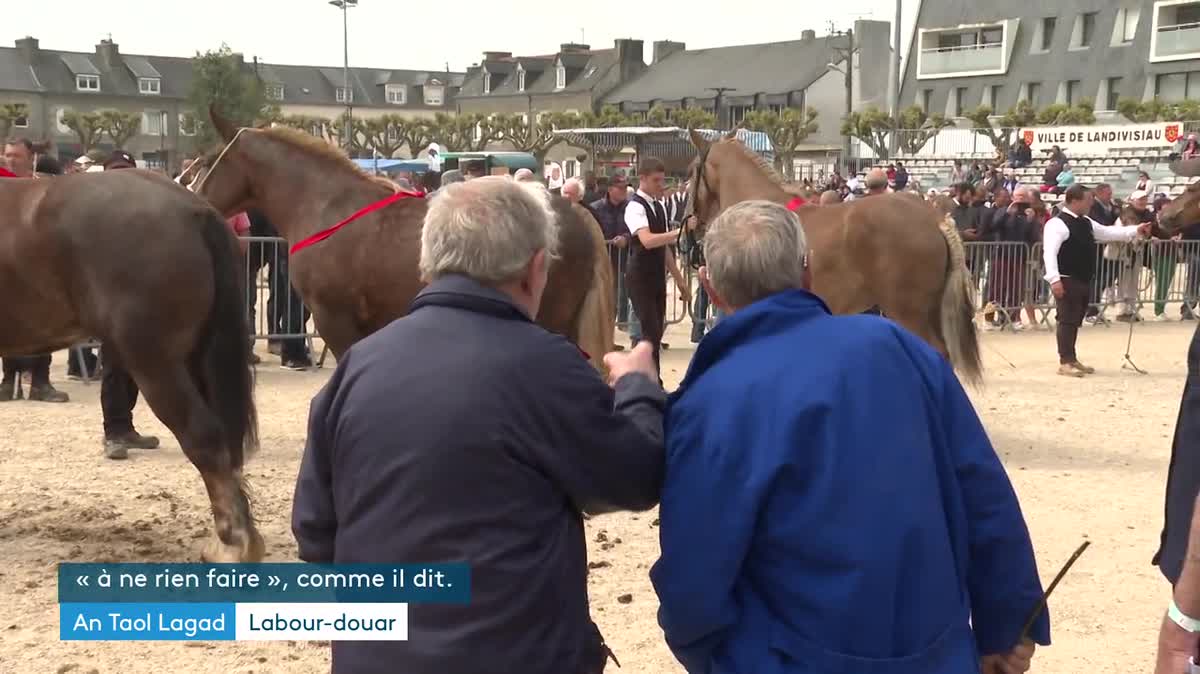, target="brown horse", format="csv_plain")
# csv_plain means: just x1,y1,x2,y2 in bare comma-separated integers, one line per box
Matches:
1159,182,1200,235
0,169,262,561
686,129,982,385
193,108,614,370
